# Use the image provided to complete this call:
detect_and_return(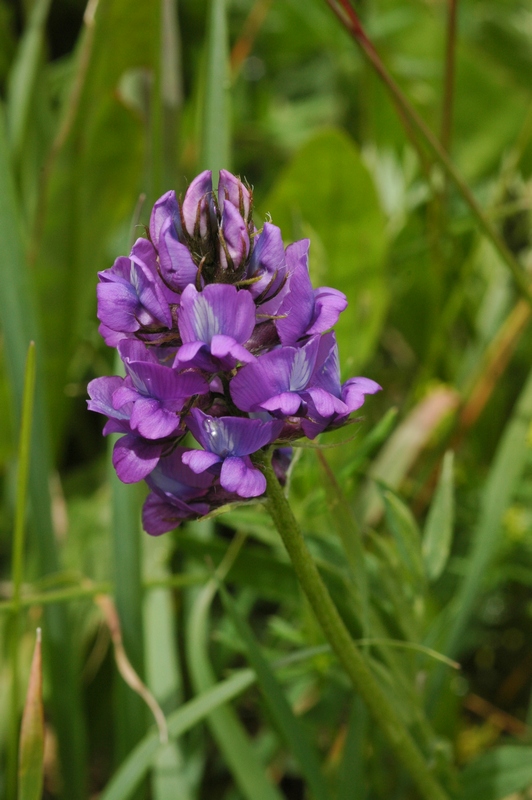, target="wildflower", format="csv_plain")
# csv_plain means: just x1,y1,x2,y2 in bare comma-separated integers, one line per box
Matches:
88,170,381,533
